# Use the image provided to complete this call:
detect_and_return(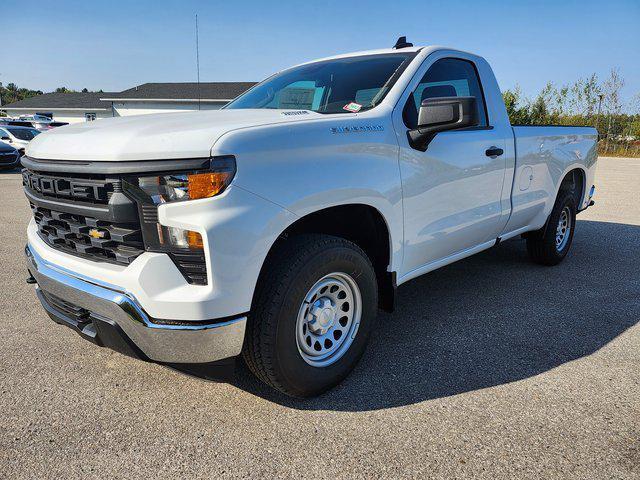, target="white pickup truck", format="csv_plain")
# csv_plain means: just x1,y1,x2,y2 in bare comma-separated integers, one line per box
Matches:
23,40,597,397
